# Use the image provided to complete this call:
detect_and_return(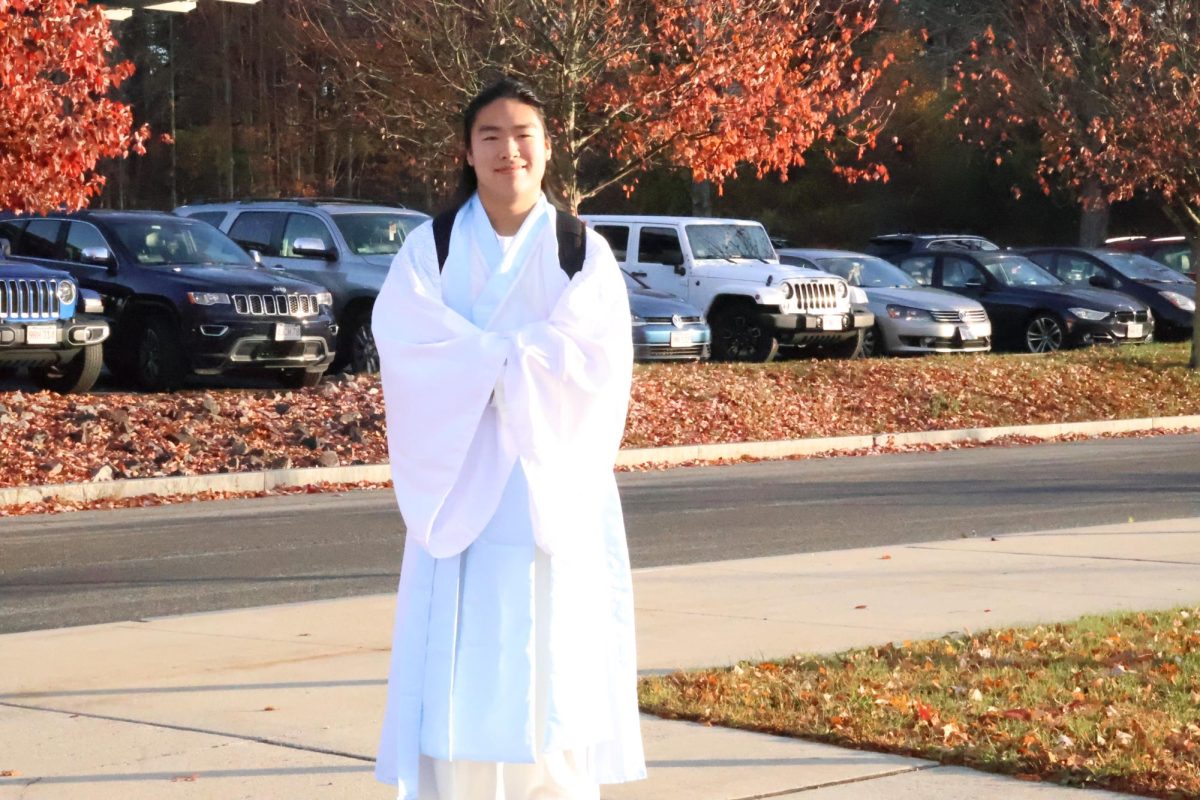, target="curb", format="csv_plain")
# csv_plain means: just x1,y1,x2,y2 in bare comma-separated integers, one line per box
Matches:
3,414,1198,507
